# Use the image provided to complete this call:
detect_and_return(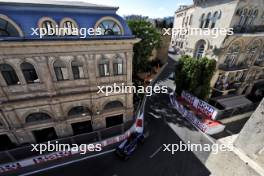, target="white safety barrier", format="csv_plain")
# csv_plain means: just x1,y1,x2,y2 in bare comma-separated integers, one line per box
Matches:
169,92,225,135
181,91,218,120
0,124,135,174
